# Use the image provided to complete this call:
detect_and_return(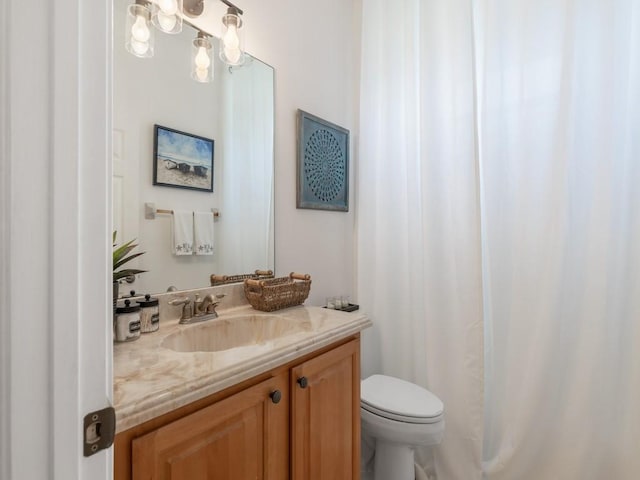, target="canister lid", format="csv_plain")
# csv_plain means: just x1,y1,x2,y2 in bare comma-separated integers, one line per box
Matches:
116,299,140,313
136,293,158,308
